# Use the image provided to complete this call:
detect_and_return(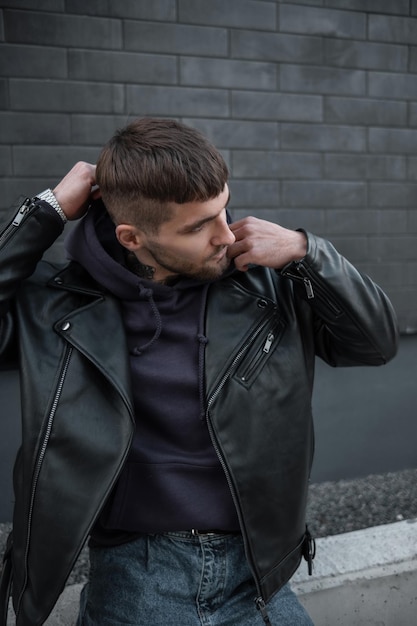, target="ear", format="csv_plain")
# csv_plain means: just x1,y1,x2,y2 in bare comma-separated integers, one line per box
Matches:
115,224,145,251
